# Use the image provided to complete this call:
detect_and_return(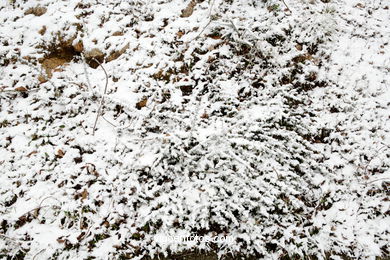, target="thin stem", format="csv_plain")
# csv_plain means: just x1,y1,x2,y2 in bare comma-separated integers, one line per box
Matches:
92,58,109,135
281,0,291,13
